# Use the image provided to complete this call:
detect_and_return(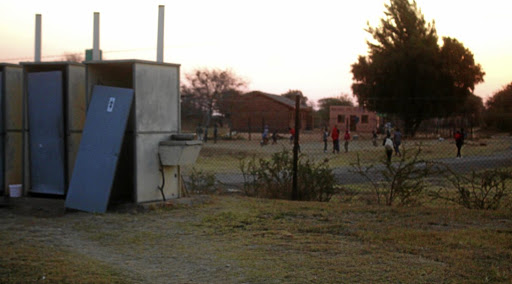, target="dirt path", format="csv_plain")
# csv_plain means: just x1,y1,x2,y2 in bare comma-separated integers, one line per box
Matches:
1,196,246,283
